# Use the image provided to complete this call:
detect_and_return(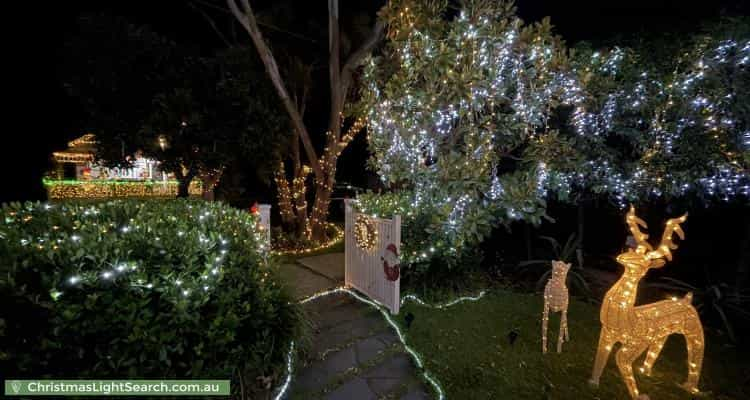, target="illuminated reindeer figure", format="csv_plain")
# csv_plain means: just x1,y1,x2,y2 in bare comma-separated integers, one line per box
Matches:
589,207,703,399
542,260,570,354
